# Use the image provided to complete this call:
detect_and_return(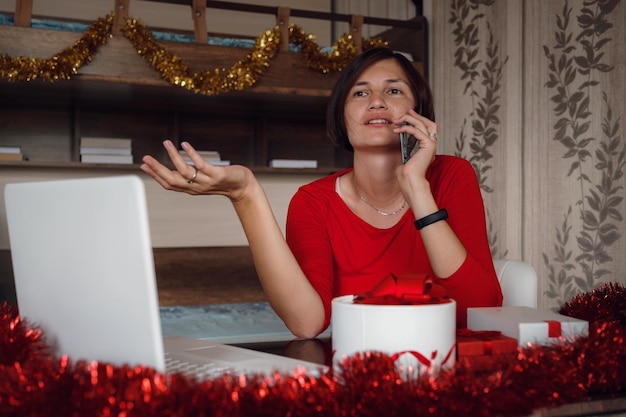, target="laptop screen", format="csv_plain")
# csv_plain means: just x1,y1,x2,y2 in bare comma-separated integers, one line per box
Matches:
5,175,165,370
